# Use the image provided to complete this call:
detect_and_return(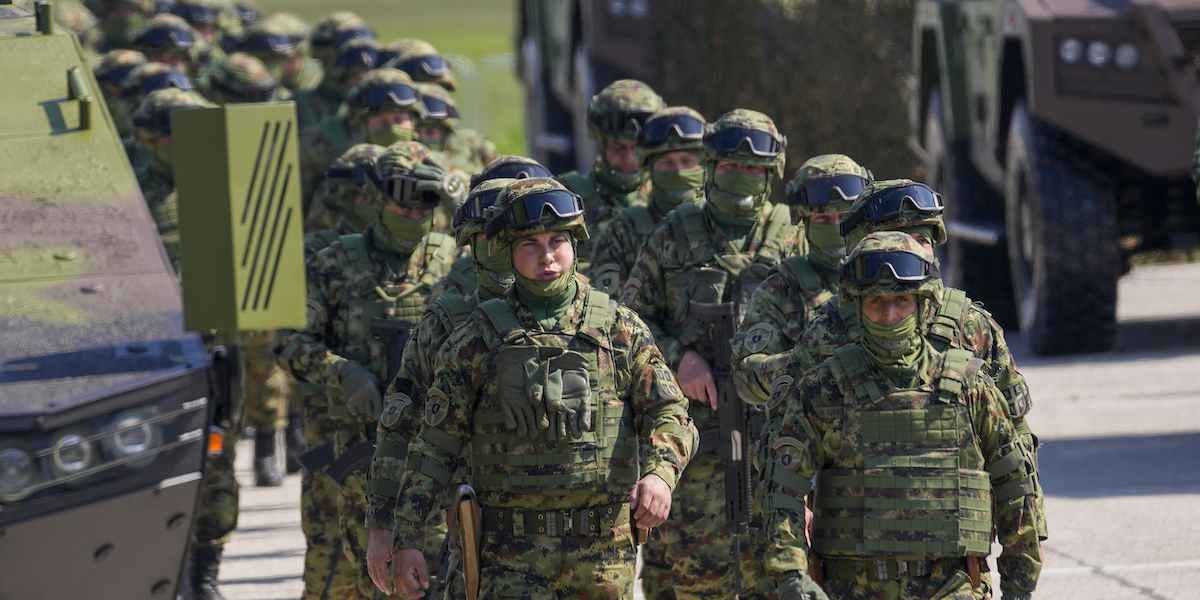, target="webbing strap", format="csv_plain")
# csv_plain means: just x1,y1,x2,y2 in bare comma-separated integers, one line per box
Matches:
421,231,456,274
783,255,822,292
477,298,524,346
376,439,407,460
993,475,1036,501
985,447,1025,480
627,205,656,235
420,426,465,456
833,344,884,403
927,288,967,349
768,462,813,497
581,290,612,332
341,234,374,274
672,202,713,266
756,202,792,260
406,454,453,487
768,492,808,513
559,171,602,206
937,349,973,399
433,292,475,330
365,478,400,498
837,300,862,342
470,442,637,465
